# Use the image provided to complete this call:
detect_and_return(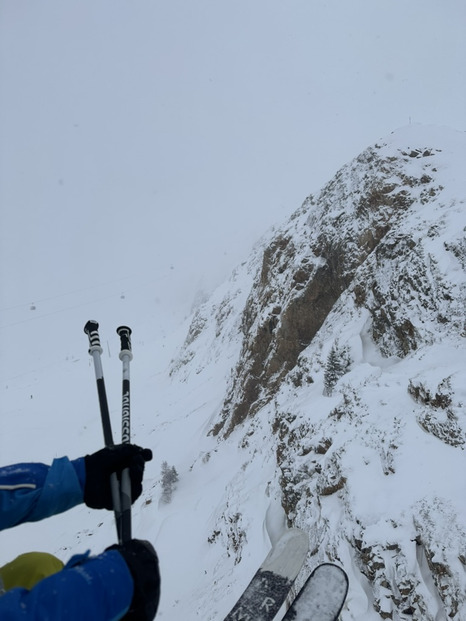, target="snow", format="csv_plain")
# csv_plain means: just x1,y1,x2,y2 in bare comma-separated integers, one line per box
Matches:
1,125,465,620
